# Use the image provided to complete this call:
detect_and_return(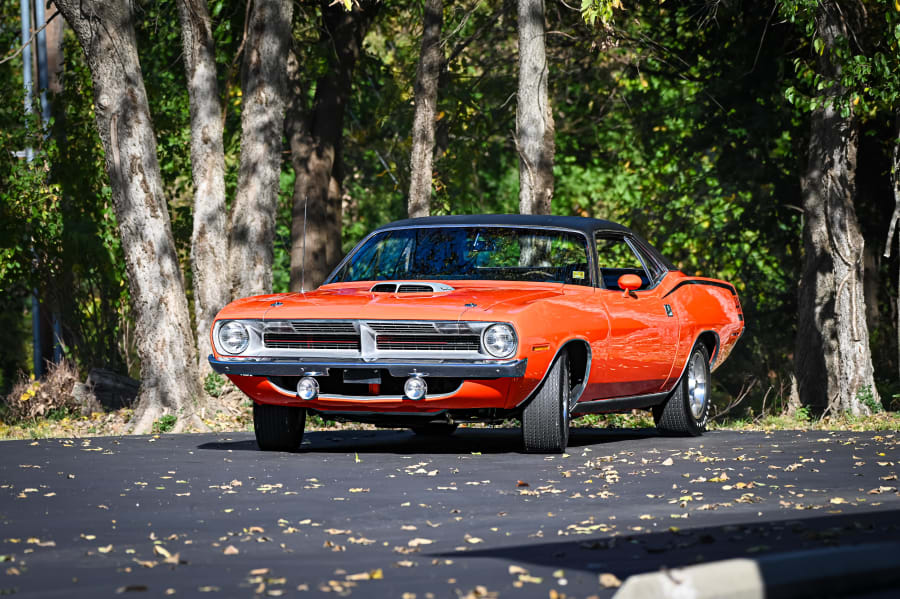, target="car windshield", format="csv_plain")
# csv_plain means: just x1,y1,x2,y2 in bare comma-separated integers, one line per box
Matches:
331,226,590,285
